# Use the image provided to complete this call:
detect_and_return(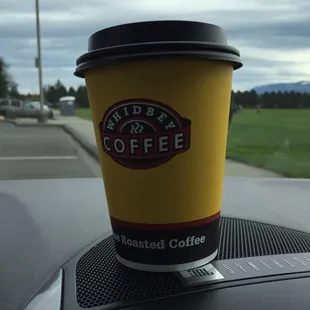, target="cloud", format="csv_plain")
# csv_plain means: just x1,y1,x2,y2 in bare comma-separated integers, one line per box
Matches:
0,0,309,93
